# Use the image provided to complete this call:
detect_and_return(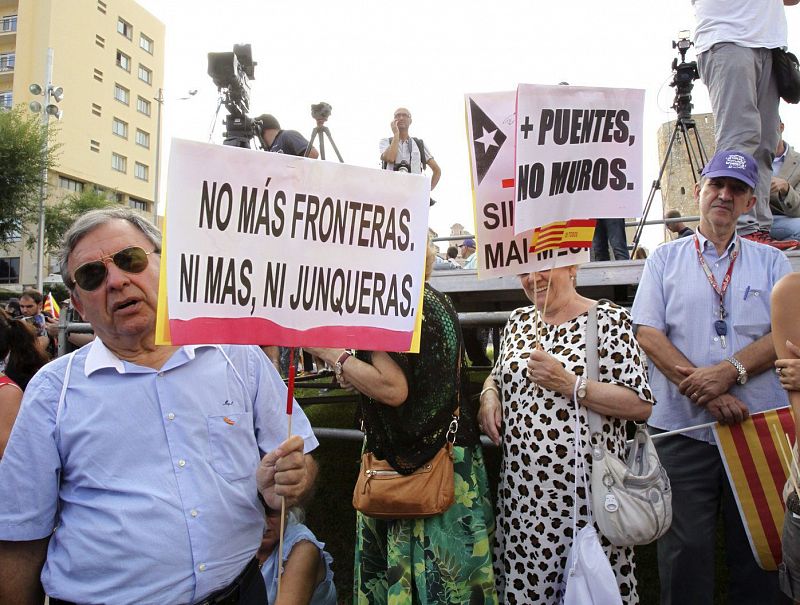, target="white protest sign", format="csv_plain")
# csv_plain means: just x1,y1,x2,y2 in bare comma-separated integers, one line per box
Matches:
514,84,644,233
164,139,429,351
466,91,589,278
